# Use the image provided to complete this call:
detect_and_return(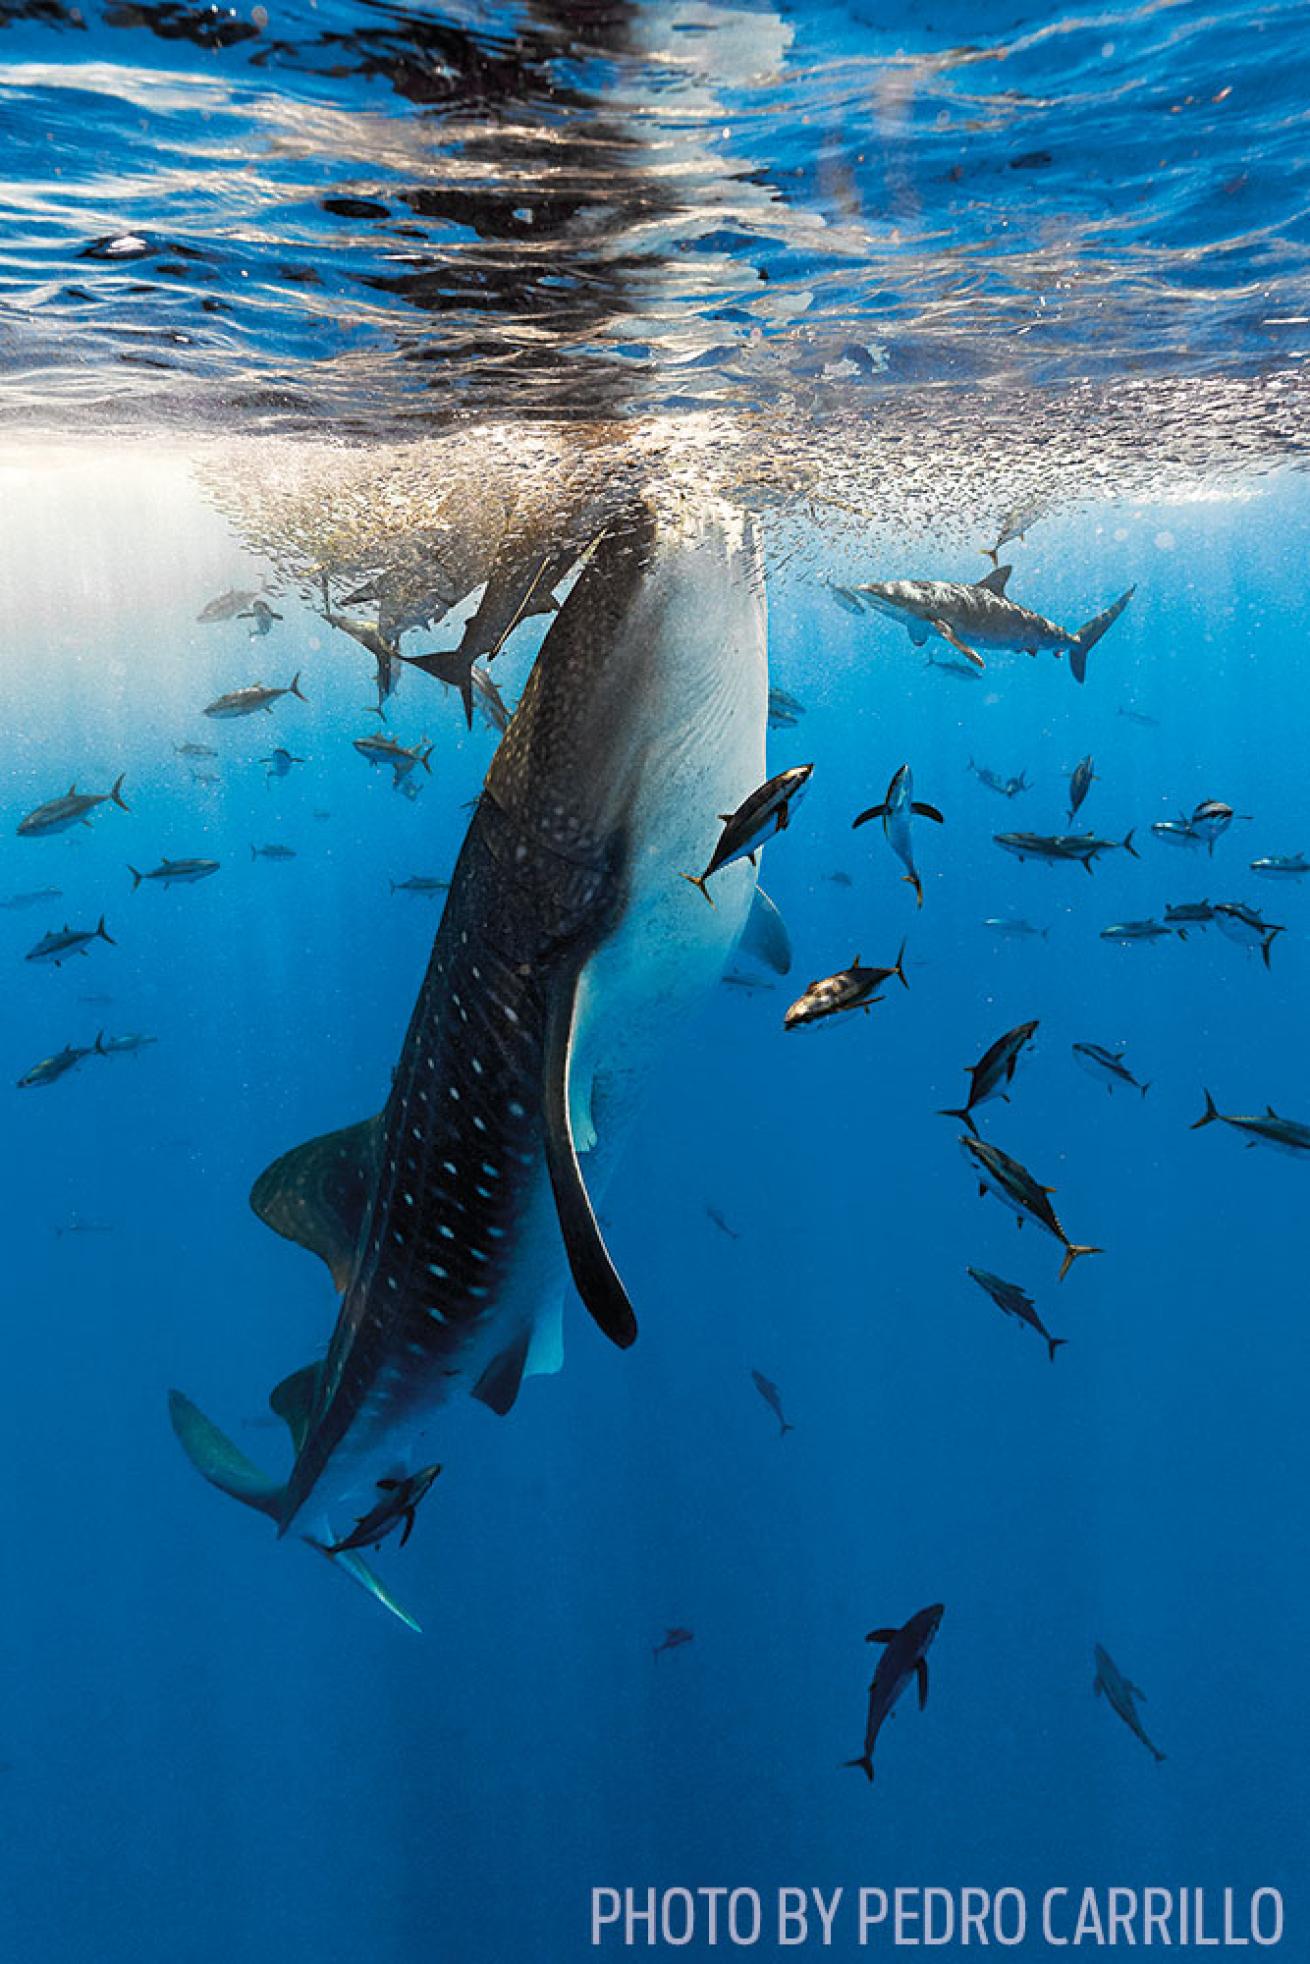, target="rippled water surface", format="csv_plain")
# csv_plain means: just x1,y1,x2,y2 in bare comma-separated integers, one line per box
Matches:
3,0,1310,438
